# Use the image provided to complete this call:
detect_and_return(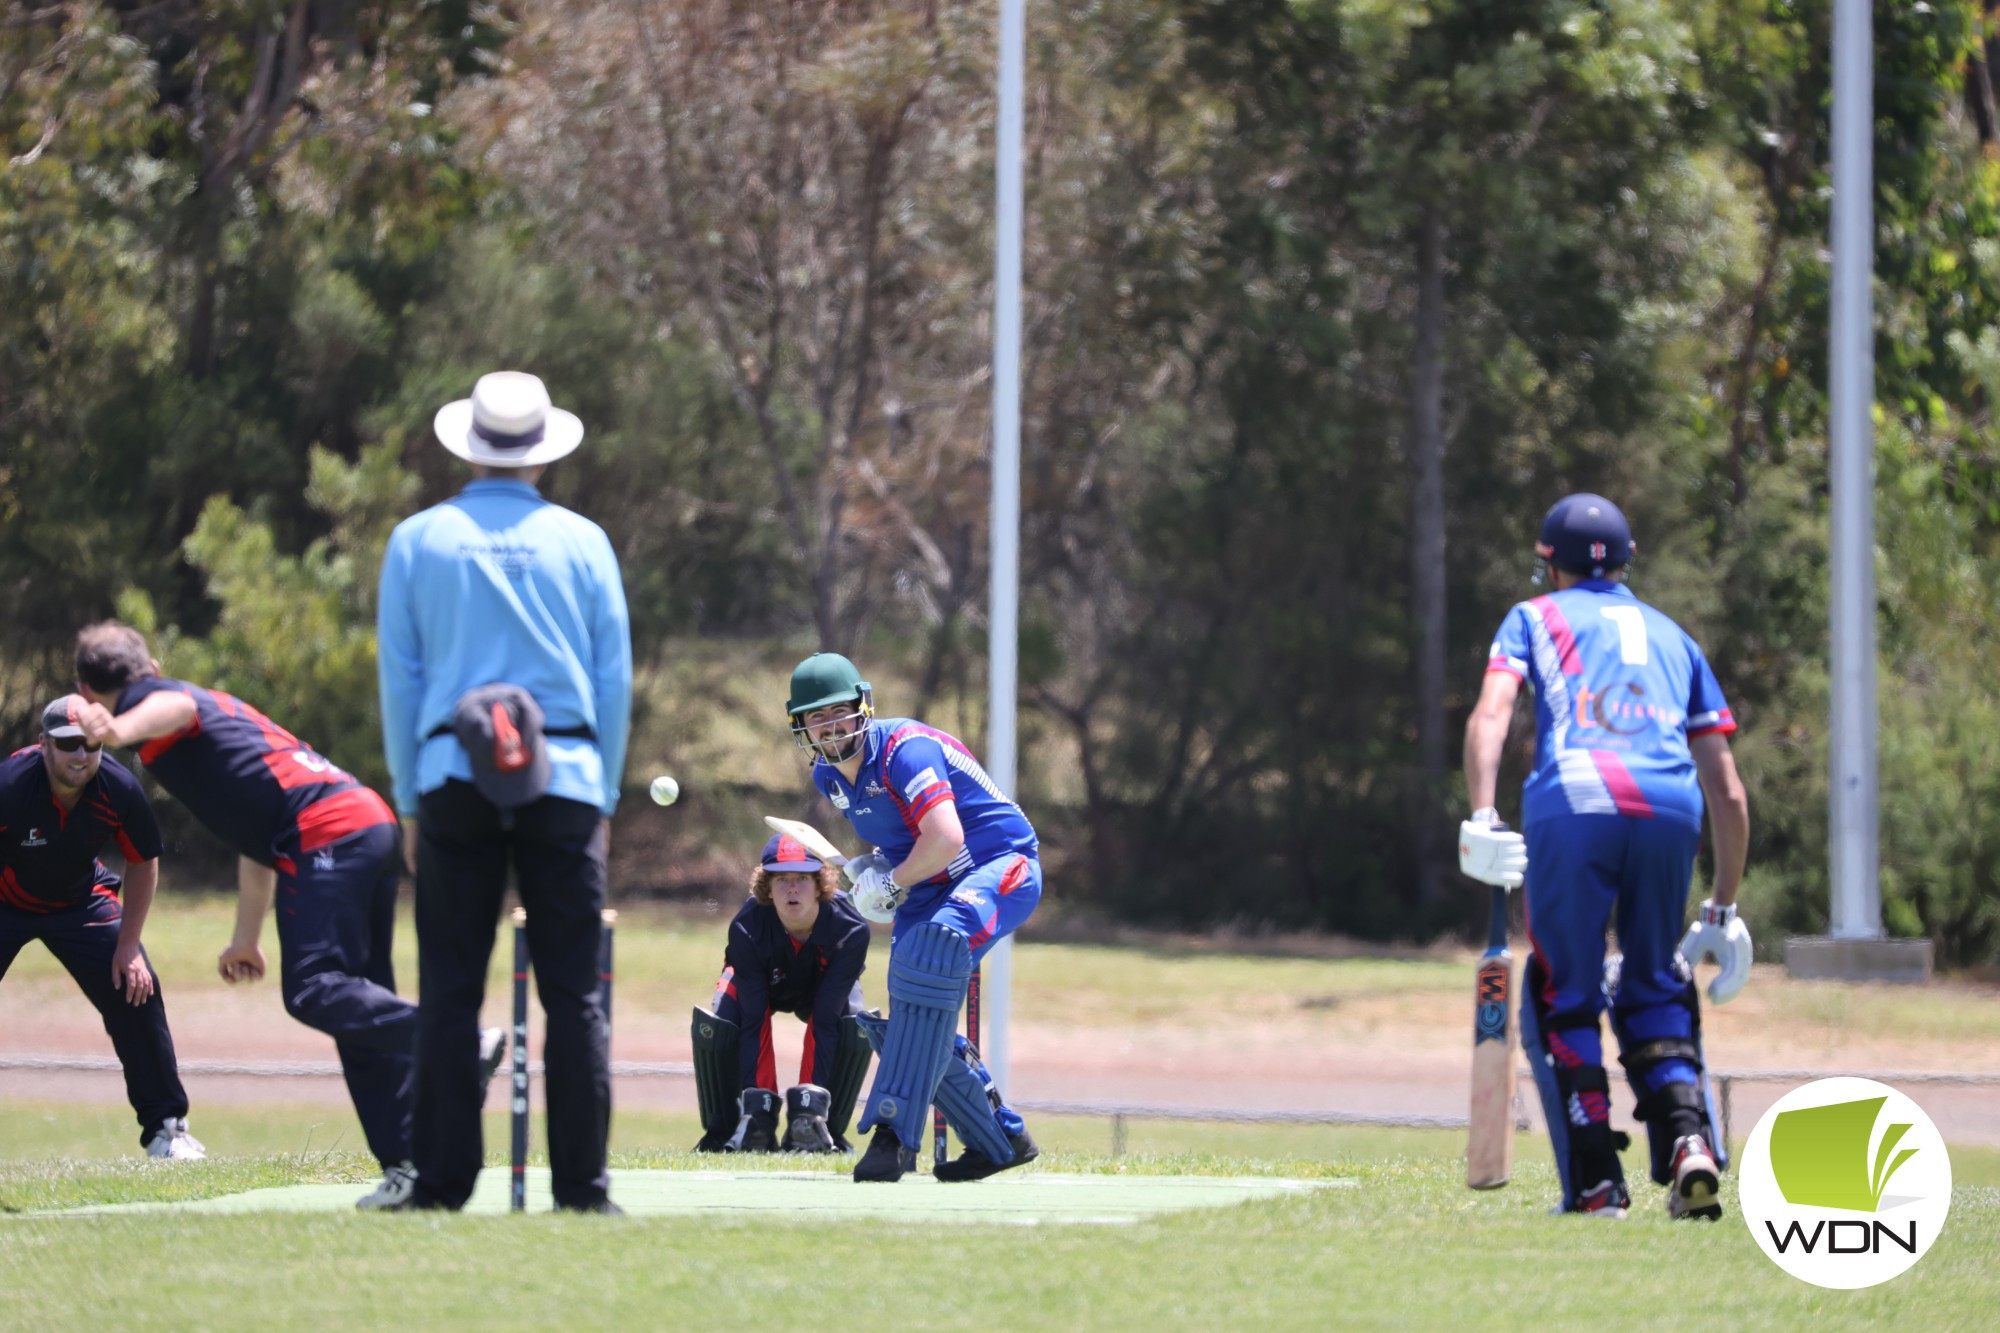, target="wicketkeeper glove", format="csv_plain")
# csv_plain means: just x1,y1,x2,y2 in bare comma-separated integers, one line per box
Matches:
1458,807,1527,889
1677,899,1752,1004
783,1084,838,1153
726,1088,781,1152
844,850,904,924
